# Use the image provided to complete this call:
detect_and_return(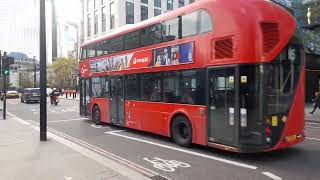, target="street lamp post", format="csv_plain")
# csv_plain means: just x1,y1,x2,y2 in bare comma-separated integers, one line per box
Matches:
33,56,36,88
40,0,47,141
